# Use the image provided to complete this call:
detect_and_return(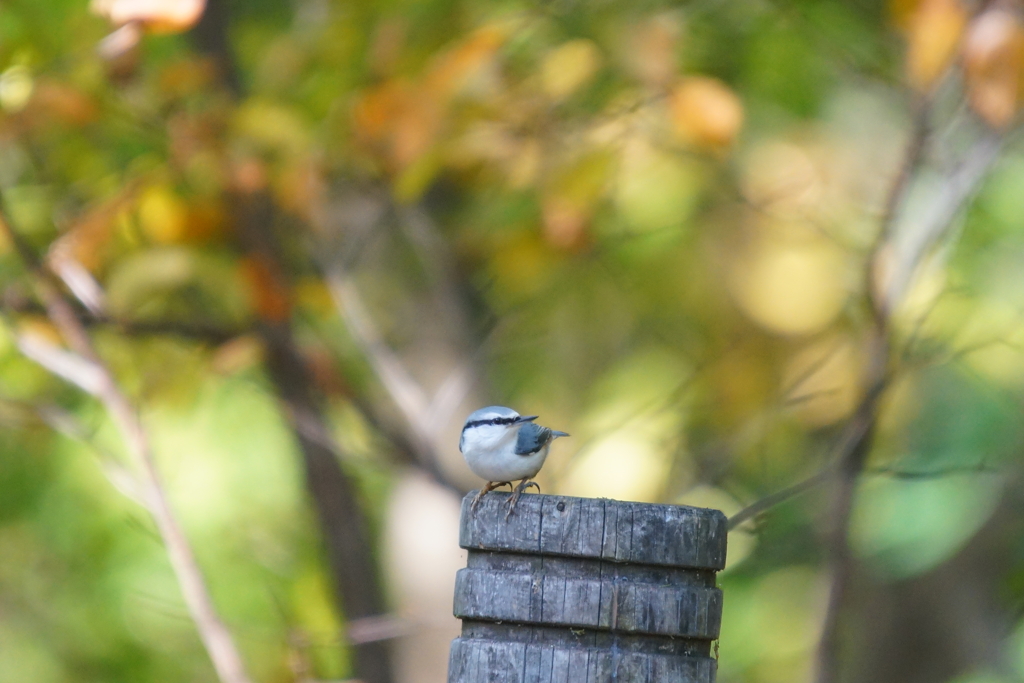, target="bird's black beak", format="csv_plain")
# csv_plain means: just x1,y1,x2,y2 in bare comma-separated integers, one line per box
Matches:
515,415,539,423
